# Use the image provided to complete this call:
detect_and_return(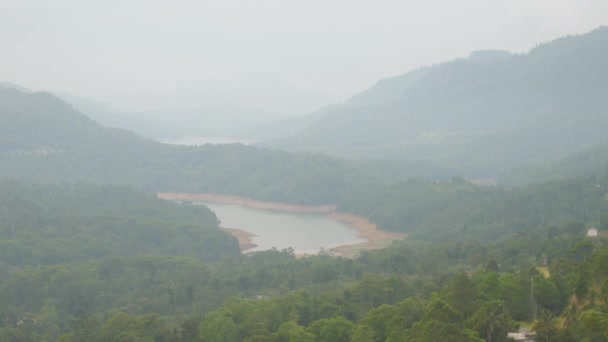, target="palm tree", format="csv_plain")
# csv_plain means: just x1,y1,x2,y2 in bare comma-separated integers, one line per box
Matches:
531,310,557,342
